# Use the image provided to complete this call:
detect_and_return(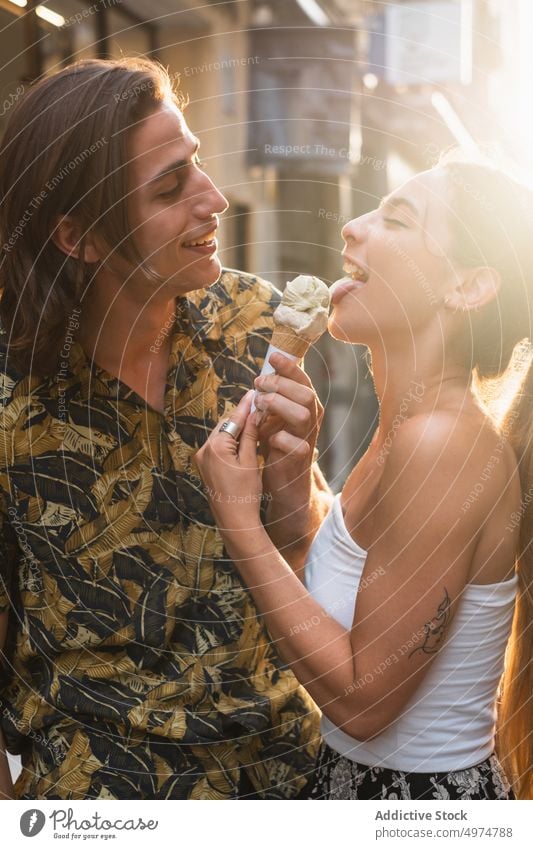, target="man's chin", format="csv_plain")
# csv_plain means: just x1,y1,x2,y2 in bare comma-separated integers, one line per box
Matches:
191,261,223,291
203,256,223,286
170,257,223,295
